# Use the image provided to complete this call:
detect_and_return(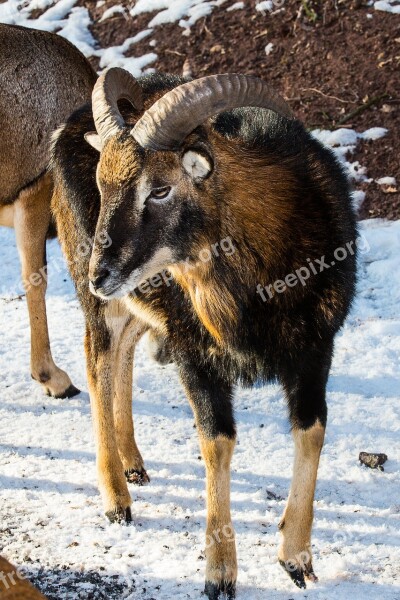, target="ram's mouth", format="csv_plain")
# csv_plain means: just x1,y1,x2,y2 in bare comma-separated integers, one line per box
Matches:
89,279,123,300
89,267,146,300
